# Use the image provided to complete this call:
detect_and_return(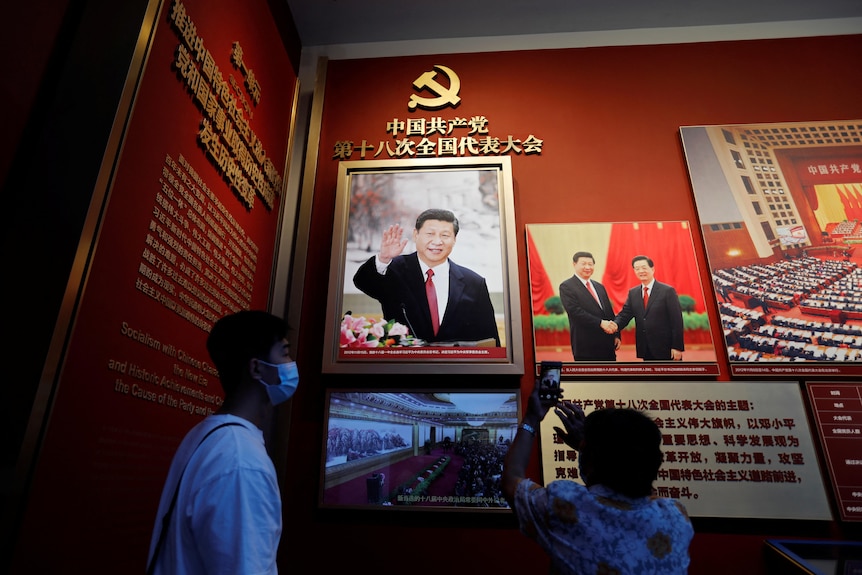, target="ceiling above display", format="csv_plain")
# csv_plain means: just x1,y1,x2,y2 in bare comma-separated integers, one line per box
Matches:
285,0,861,46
